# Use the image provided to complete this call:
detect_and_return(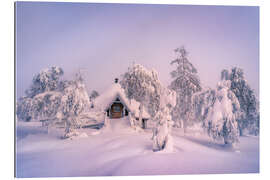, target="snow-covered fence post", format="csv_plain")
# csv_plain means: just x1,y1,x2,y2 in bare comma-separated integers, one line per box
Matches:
128,112,135,128
139,103,143,128
46,120,51,134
